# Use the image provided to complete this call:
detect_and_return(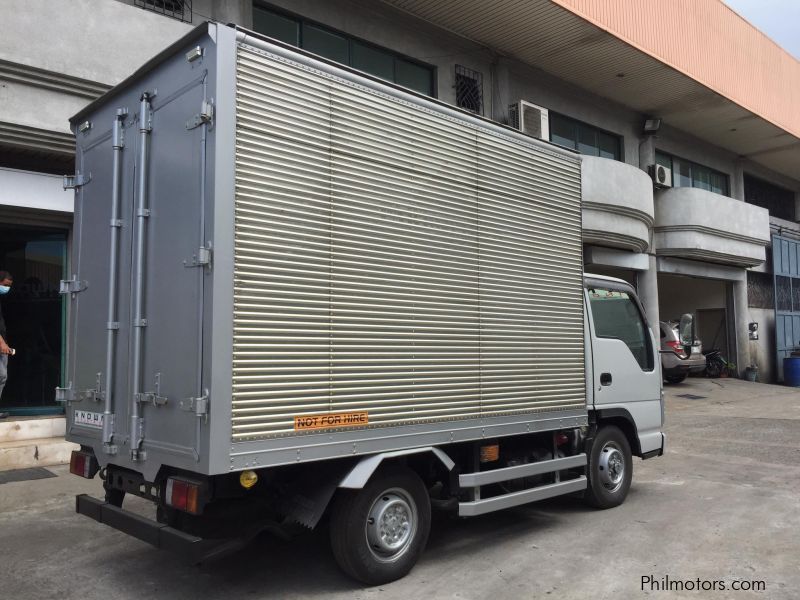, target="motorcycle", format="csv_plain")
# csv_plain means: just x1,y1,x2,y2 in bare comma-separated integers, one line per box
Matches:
703,349,728,378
